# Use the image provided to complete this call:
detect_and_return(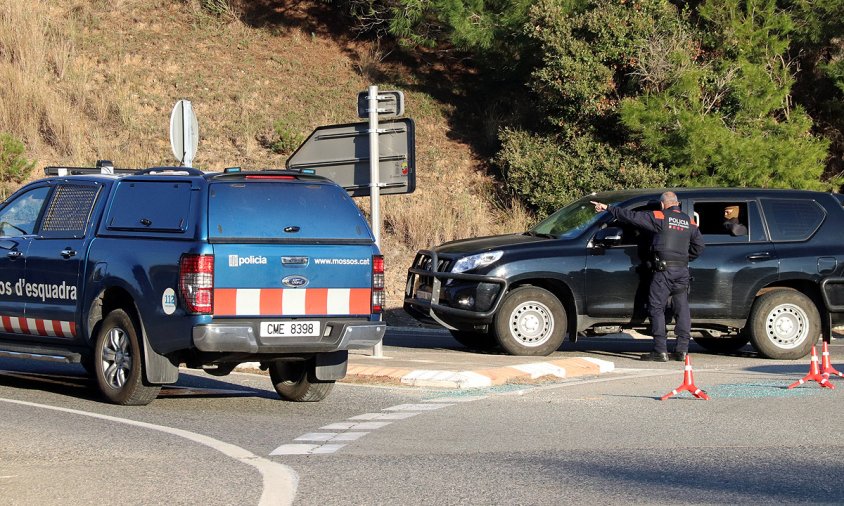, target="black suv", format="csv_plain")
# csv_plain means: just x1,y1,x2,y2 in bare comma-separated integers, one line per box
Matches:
405,188,844,359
